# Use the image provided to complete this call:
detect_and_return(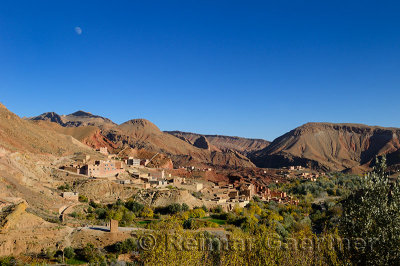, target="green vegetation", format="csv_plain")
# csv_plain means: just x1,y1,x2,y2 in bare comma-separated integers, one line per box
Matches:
0,256,16,266
78,195,88,203
57,183,71,192
6,156,399,265
339,156,400,265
